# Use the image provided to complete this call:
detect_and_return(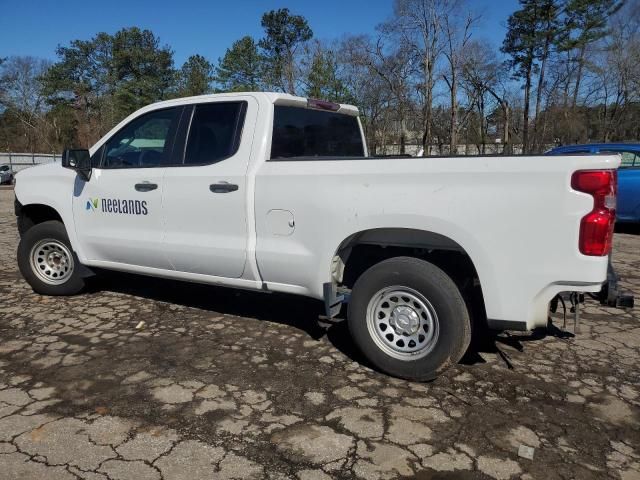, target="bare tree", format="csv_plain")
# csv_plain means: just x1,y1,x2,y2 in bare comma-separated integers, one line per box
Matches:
461,41,512,153
532,1,561,151
442,7,478,153
341,33,417,154
338,36,394,154
382,0,452,153
0,56,52,151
